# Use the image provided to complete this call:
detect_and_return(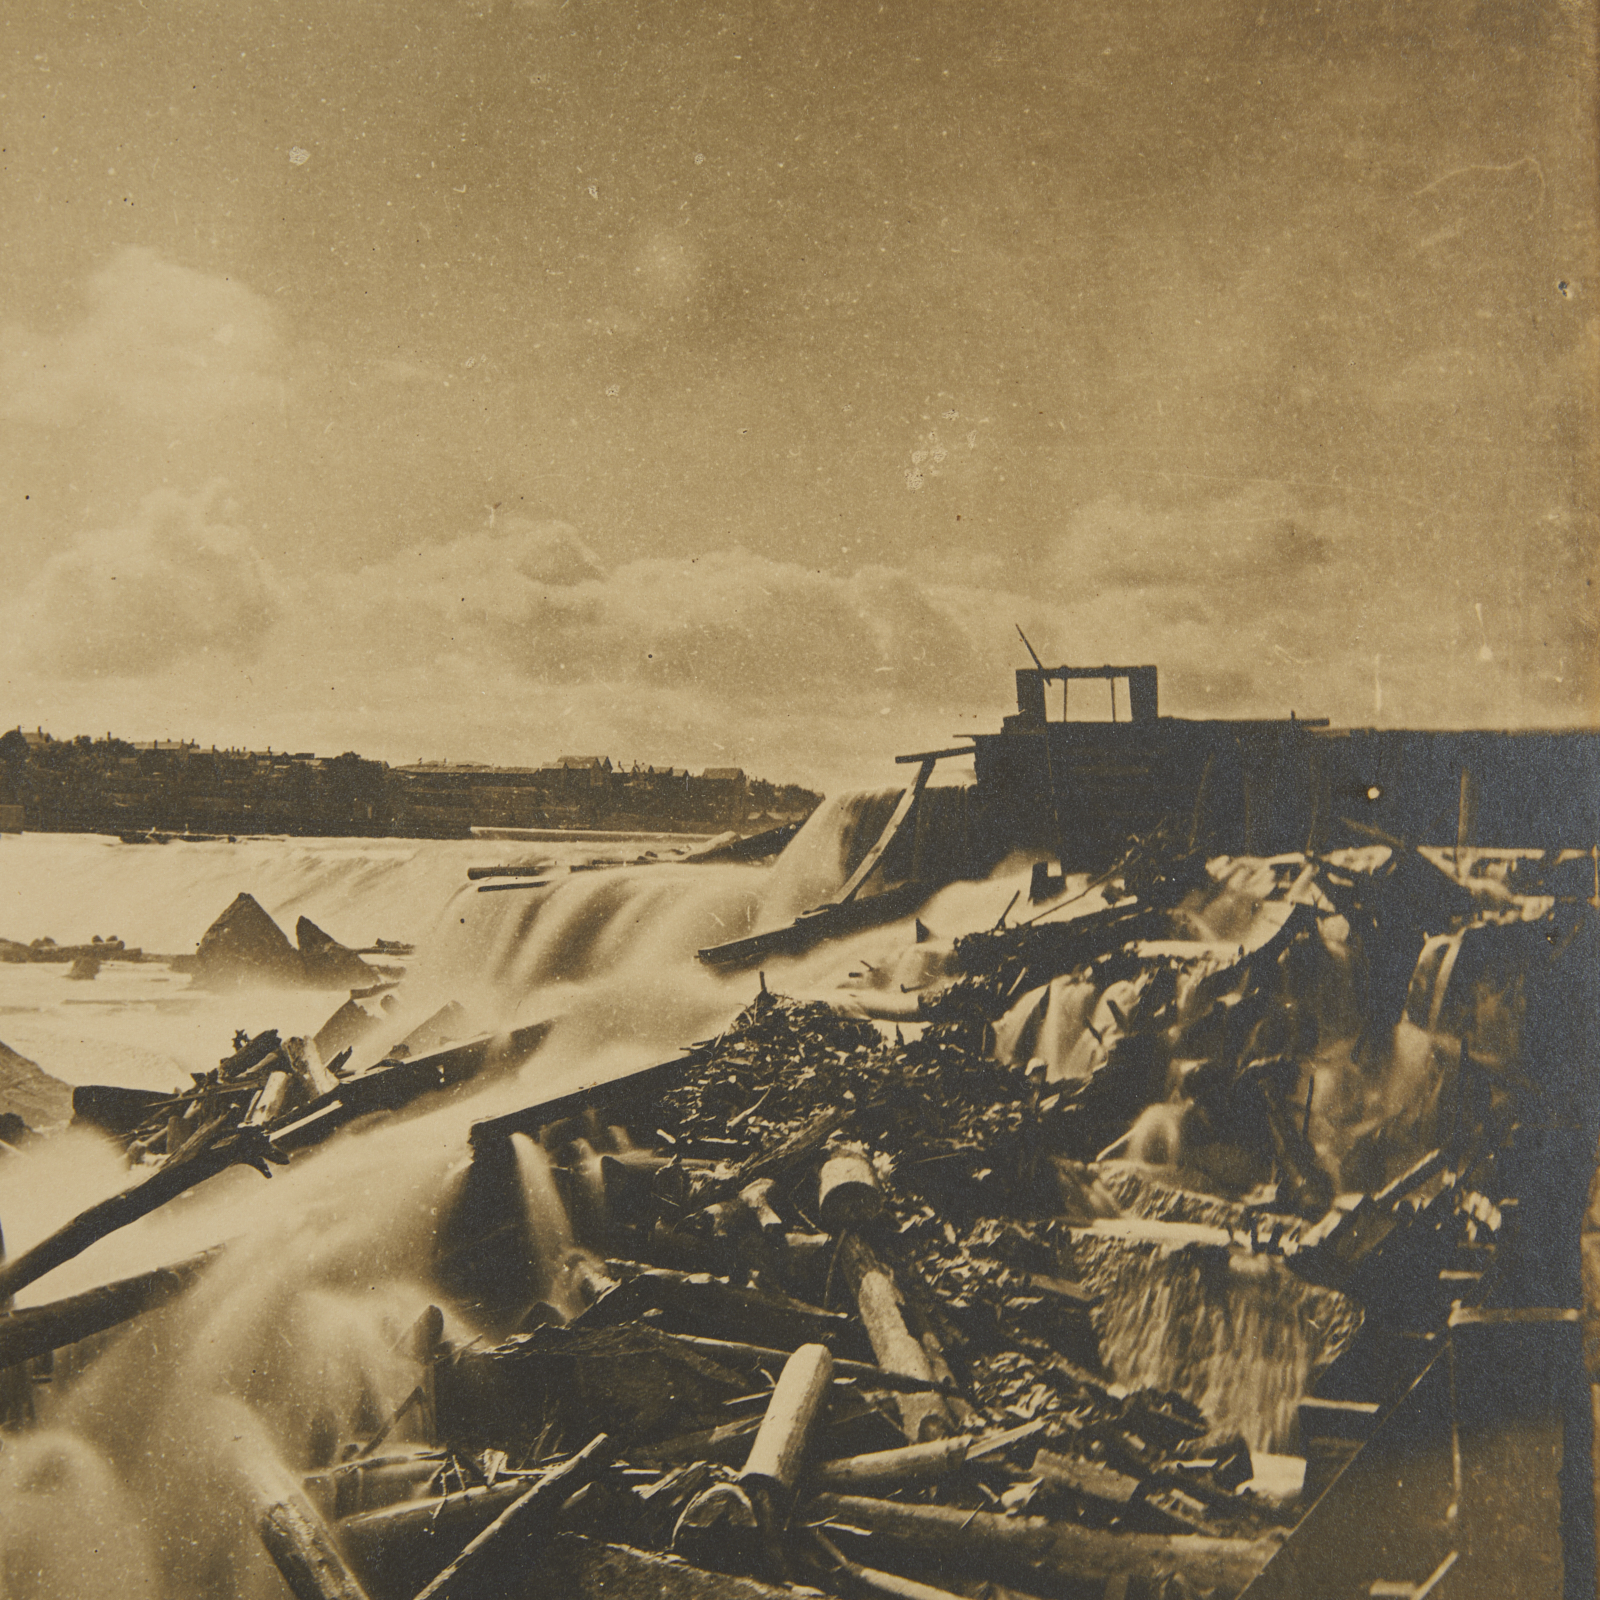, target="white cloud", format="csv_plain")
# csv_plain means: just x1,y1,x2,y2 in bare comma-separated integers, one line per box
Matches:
3,484,279,678
0,247,285,427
